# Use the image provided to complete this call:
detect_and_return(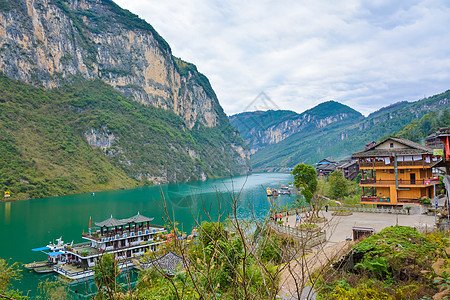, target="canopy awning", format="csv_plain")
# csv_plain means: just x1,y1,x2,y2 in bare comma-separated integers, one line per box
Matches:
47,251,64,257
32,246,50,252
